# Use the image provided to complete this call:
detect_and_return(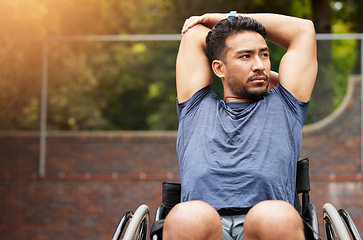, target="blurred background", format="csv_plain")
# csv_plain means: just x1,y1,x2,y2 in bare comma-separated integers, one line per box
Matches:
0,0,362,239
